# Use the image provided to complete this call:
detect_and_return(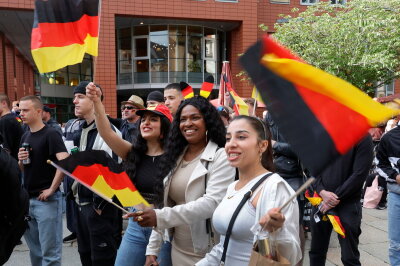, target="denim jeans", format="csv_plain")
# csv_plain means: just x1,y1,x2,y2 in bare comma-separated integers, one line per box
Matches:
115,218,172,266
388,192,400,266
24,191,63,266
